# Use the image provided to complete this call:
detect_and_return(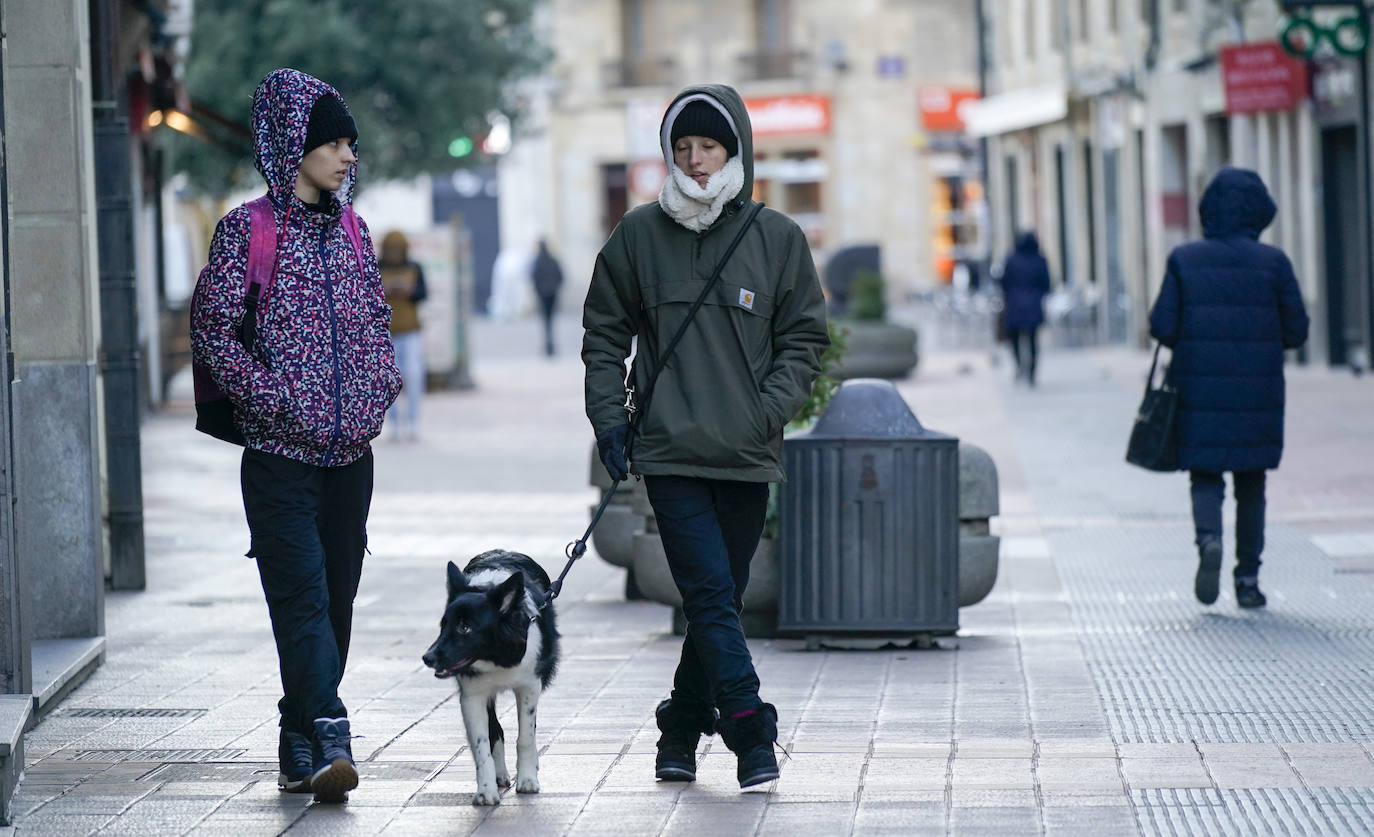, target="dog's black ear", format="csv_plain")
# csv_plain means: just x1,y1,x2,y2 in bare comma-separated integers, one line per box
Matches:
491,572,524,614
446,561,468,598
